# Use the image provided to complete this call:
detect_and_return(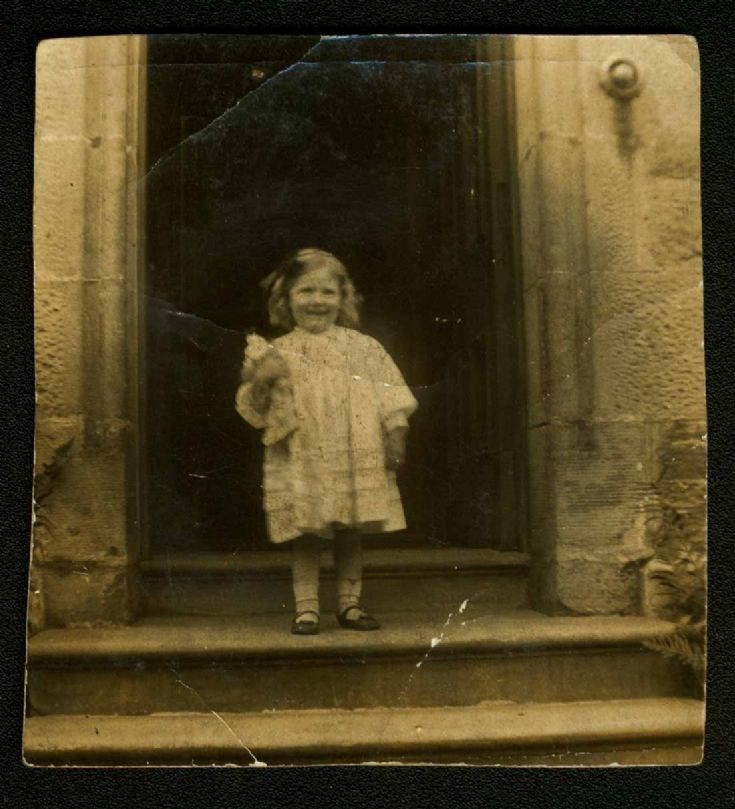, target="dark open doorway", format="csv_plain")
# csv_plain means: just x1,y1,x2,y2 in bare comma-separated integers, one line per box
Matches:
143,35,528,556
